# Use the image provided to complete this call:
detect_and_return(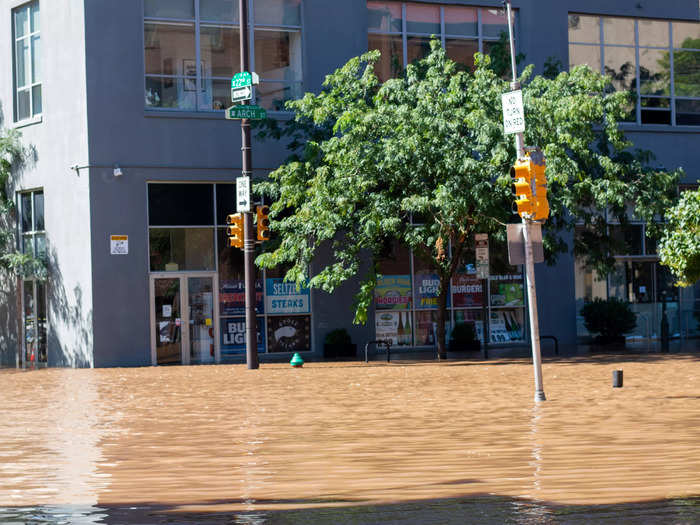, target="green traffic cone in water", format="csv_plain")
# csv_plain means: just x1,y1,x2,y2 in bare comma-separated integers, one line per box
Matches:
290,353,304,368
